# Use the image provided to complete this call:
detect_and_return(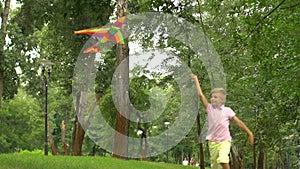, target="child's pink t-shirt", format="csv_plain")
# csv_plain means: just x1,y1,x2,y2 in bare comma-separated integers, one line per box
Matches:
206,104,236,142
